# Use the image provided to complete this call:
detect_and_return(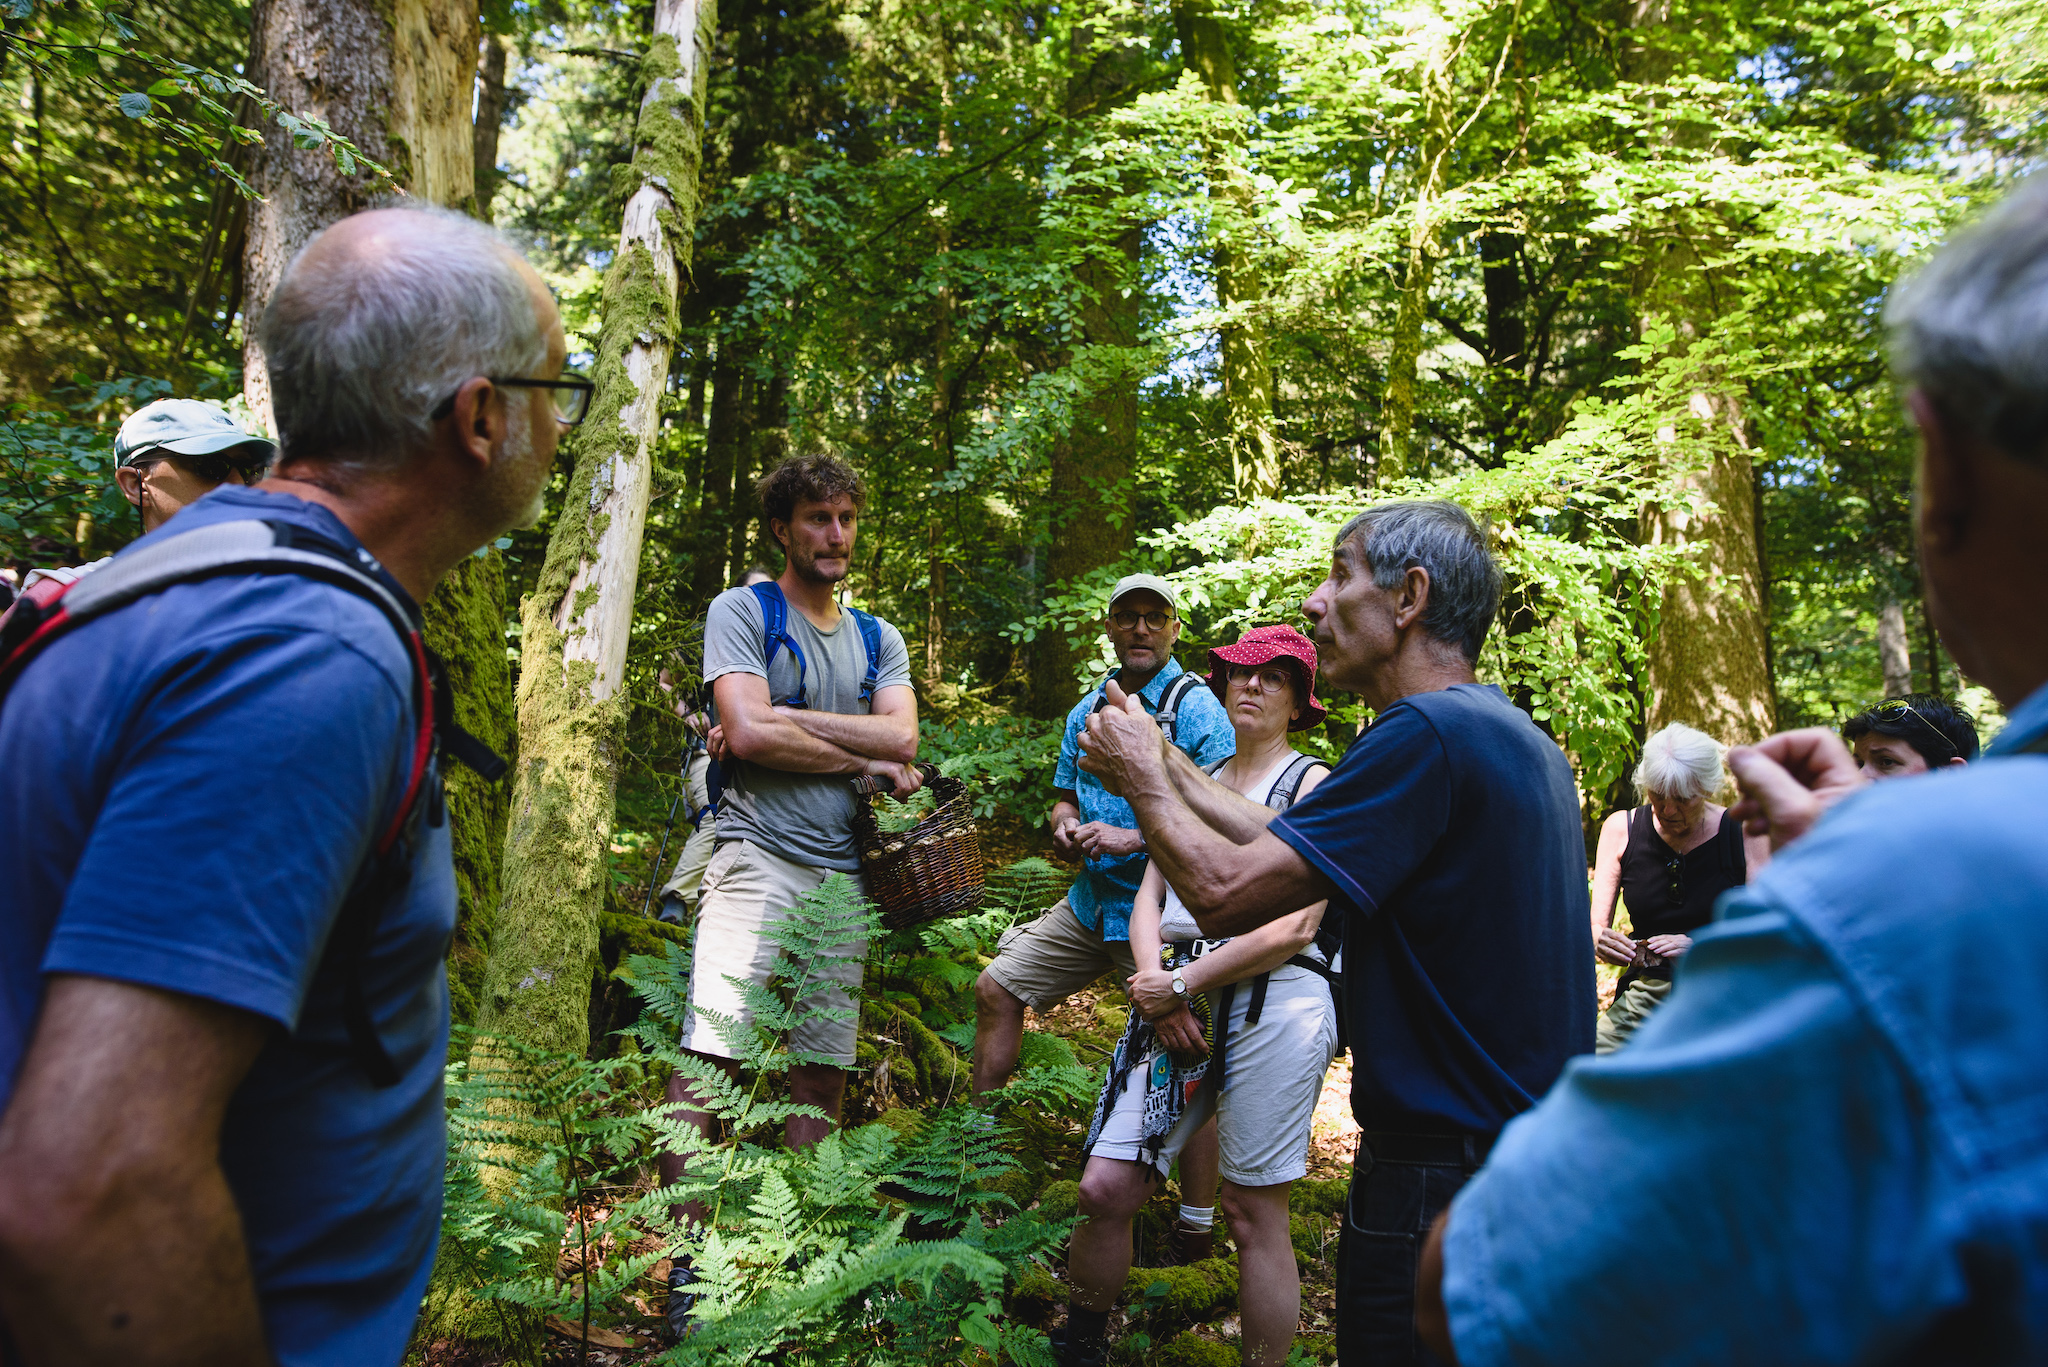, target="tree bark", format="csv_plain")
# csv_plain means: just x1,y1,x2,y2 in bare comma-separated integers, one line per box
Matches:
243,0,479,426
1377,2,1457,484
479,0,718,1058
1877,598,1912,699
473,33,509,222
691,349,743,603
1176,1,1279,499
